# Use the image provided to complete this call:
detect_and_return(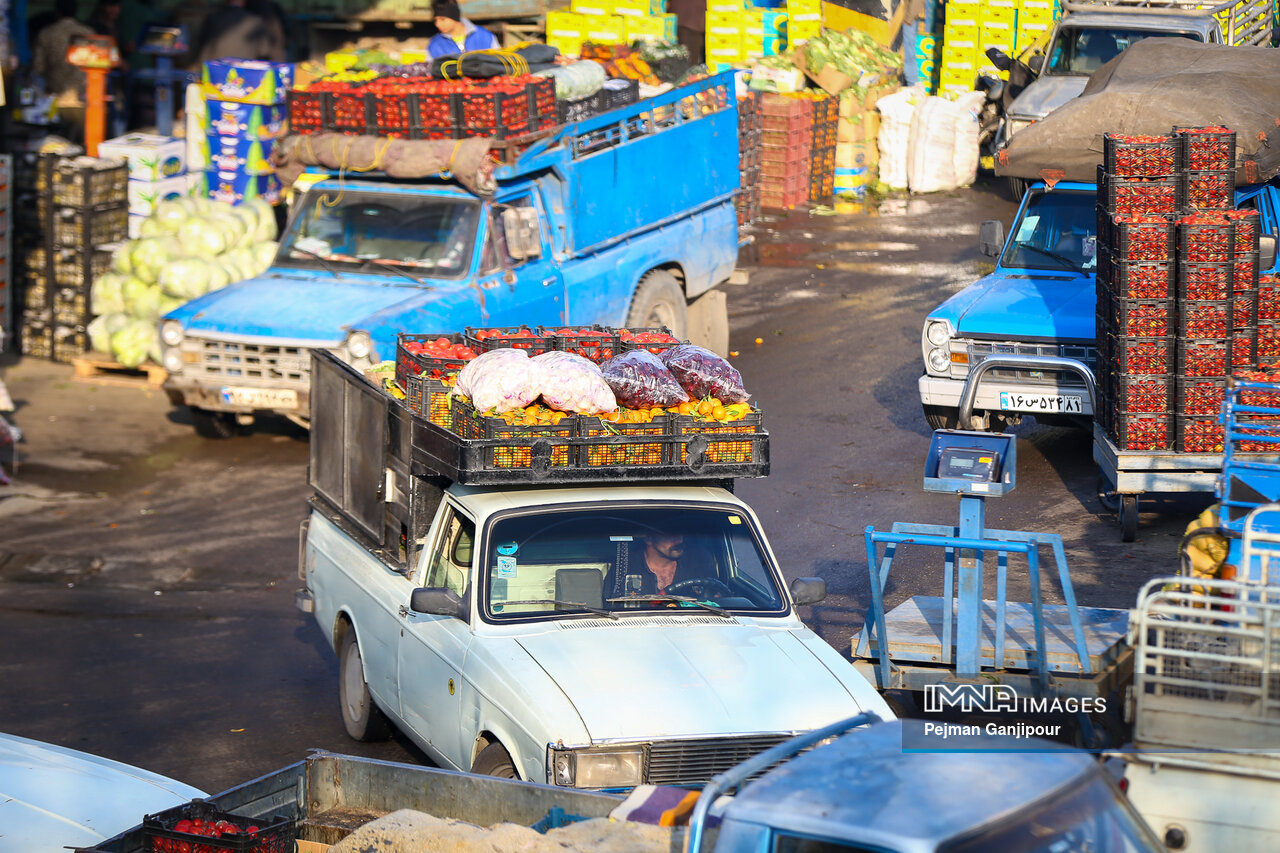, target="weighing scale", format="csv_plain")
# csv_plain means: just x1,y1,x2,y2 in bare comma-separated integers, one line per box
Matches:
133,26,196,137
66,34,119,156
